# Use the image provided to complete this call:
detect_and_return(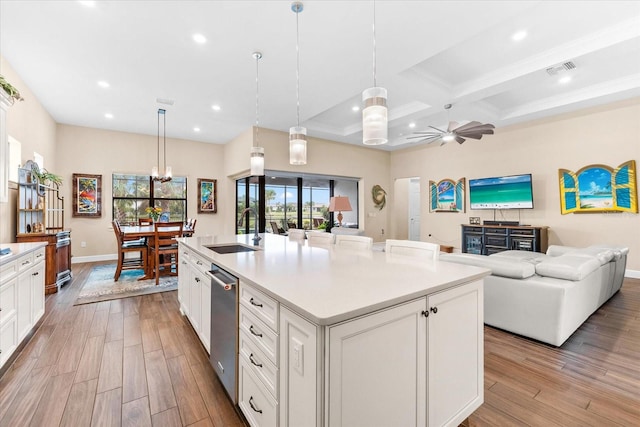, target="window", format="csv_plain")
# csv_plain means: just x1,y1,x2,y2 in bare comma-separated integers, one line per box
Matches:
113,174,187,224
